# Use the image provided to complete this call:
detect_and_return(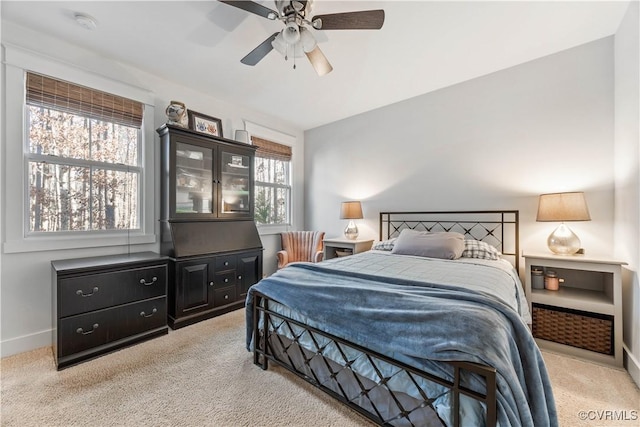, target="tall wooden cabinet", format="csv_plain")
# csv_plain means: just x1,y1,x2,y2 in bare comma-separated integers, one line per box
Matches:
157,124,263,329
